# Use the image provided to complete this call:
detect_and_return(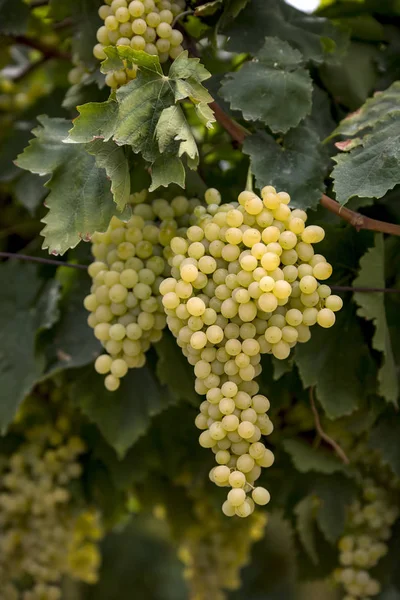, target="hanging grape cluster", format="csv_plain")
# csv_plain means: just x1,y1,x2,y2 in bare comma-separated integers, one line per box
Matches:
178,496,267,600
85,193,199,391
94,0,186,88
0,386,103,600
333,449,400,600
161,186,342,516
